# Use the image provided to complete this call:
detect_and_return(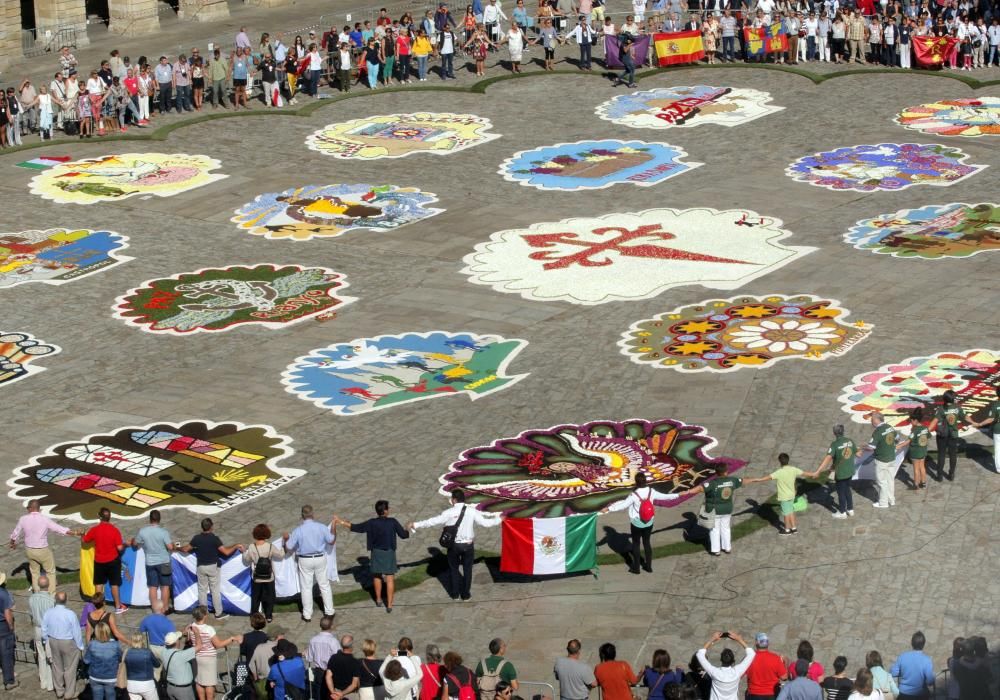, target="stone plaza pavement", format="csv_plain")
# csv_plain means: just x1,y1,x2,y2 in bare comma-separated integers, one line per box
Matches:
2,35,1000,697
